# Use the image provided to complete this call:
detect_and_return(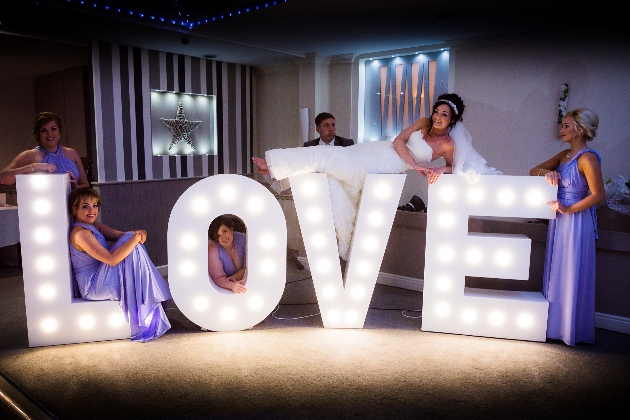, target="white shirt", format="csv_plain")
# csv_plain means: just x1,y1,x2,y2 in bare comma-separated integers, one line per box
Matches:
318,139,337,146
